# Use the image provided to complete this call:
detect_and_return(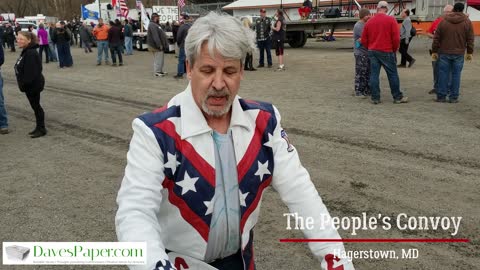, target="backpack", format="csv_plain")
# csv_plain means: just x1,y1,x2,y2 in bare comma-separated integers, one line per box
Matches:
410,27,416,37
